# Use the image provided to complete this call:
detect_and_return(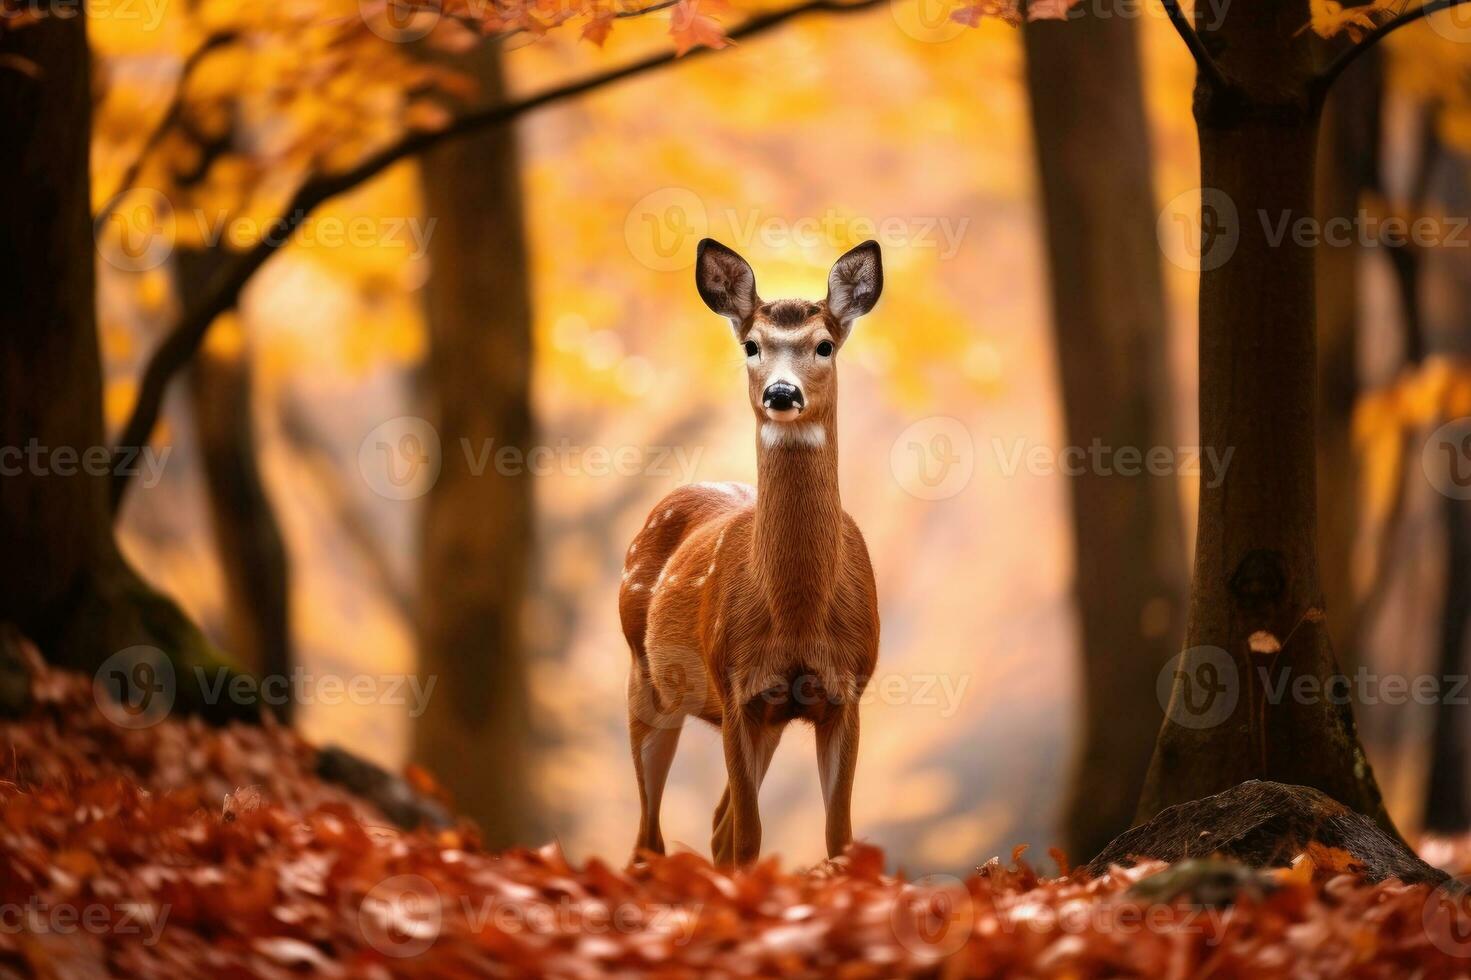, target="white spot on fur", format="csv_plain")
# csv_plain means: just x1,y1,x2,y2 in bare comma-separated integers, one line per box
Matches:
761,421,826,449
